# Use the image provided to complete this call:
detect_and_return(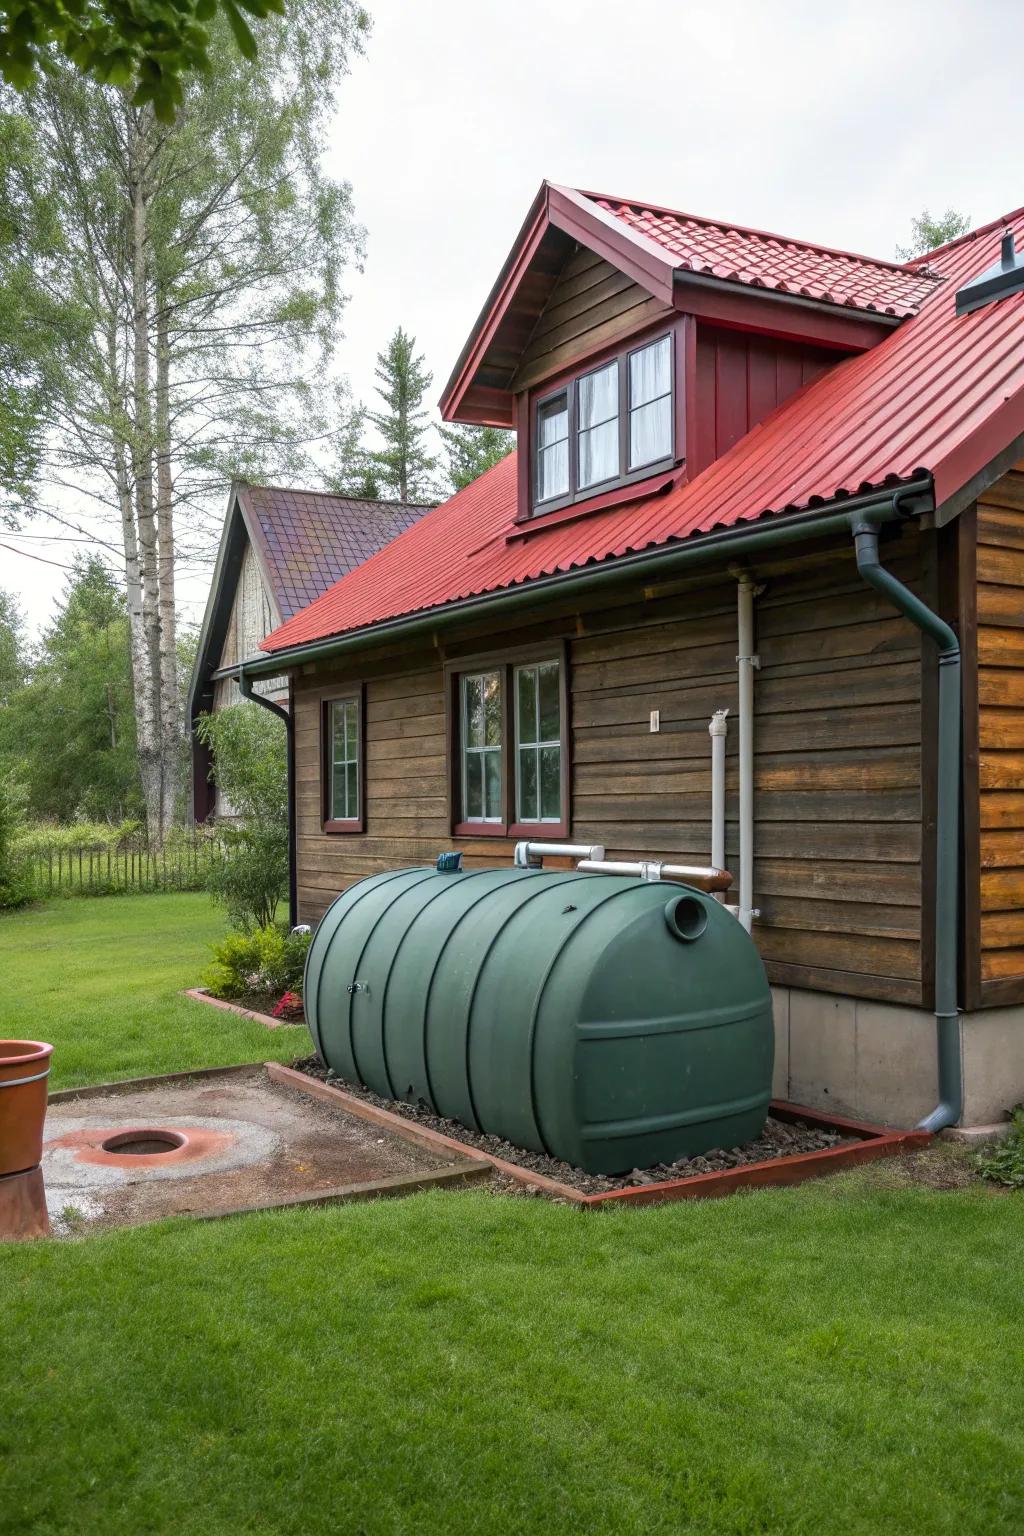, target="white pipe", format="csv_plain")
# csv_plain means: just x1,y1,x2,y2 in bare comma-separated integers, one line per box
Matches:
736,574,760,934
513,840,605,868
708,709,728,901
575,859,731,893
